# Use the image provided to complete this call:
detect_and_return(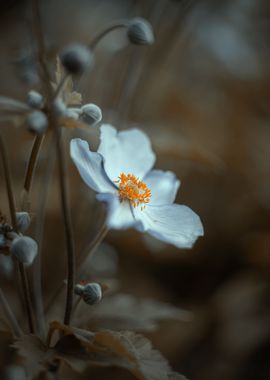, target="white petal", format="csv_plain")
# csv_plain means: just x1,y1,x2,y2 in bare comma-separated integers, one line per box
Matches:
97,124,155,182
134,204,204,249
70,139,115,193
144,170,180,205
97,194,140,230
